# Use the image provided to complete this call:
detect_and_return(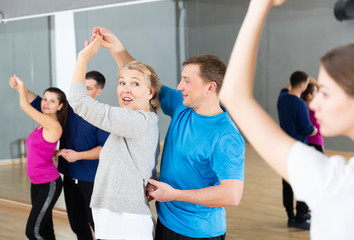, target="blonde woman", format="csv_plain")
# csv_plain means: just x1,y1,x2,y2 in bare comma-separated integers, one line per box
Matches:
69,35,160,240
